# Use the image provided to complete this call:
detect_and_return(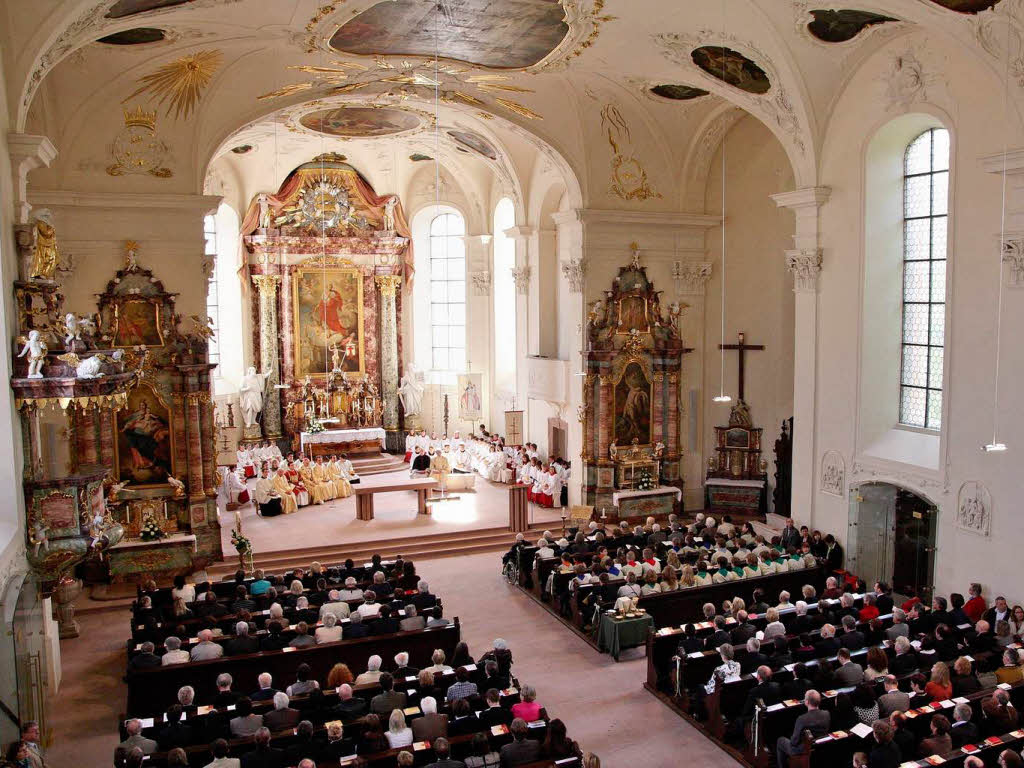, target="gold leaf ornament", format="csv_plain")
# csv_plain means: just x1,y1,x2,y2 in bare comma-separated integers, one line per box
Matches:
124,49,223,120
